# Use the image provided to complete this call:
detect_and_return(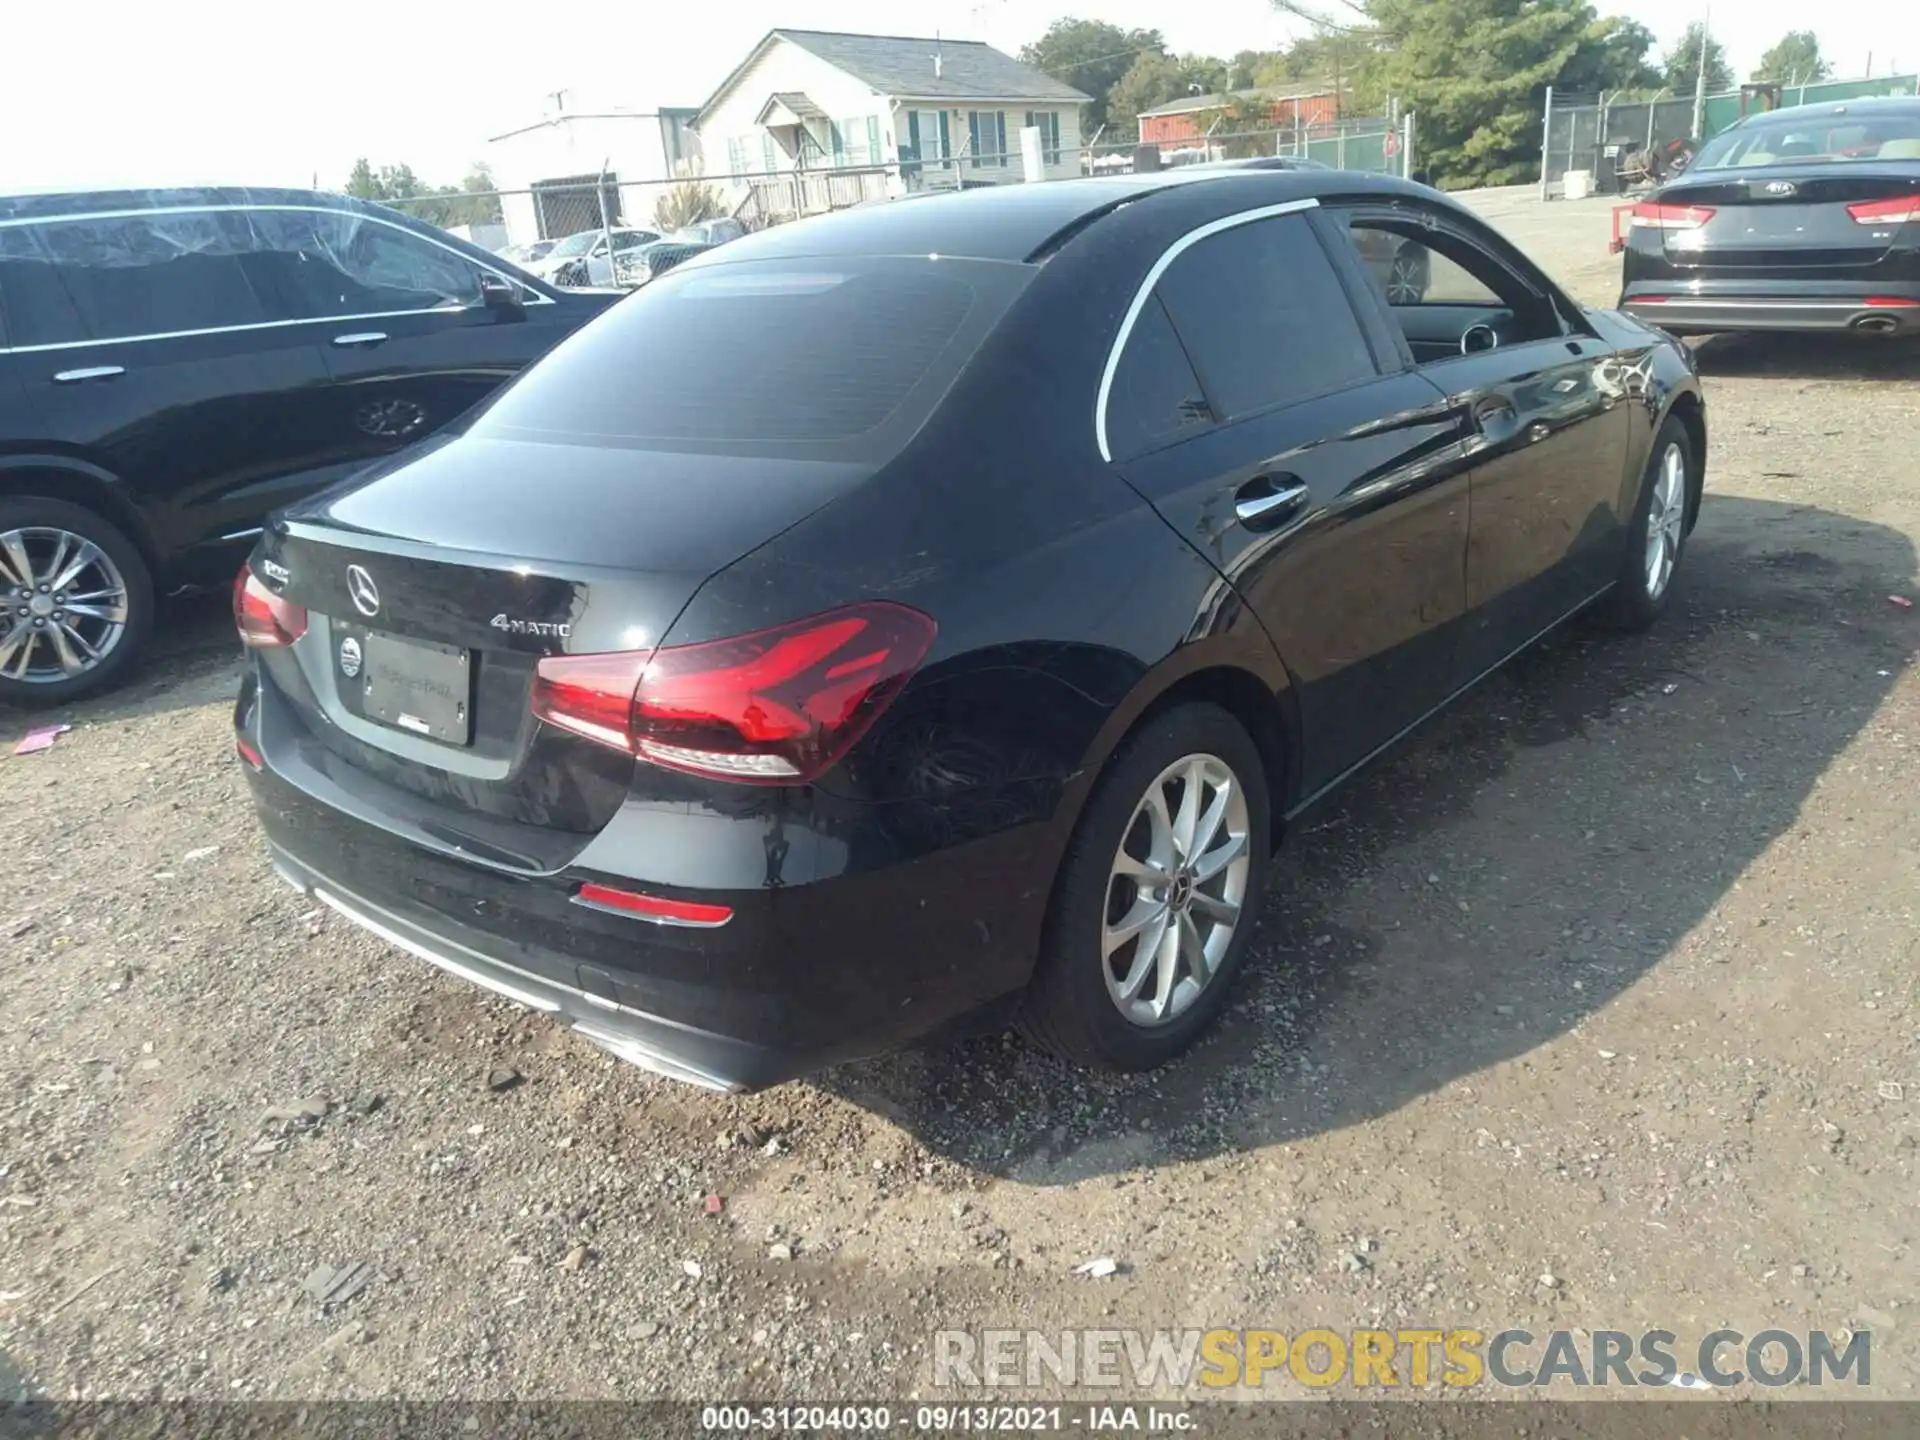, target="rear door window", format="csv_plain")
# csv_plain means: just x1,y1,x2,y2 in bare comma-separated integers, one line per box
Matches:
1153,212,1377,422
475,256,1029,460
1105,294,1214,461
0,211,269,347
236,209,490,318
